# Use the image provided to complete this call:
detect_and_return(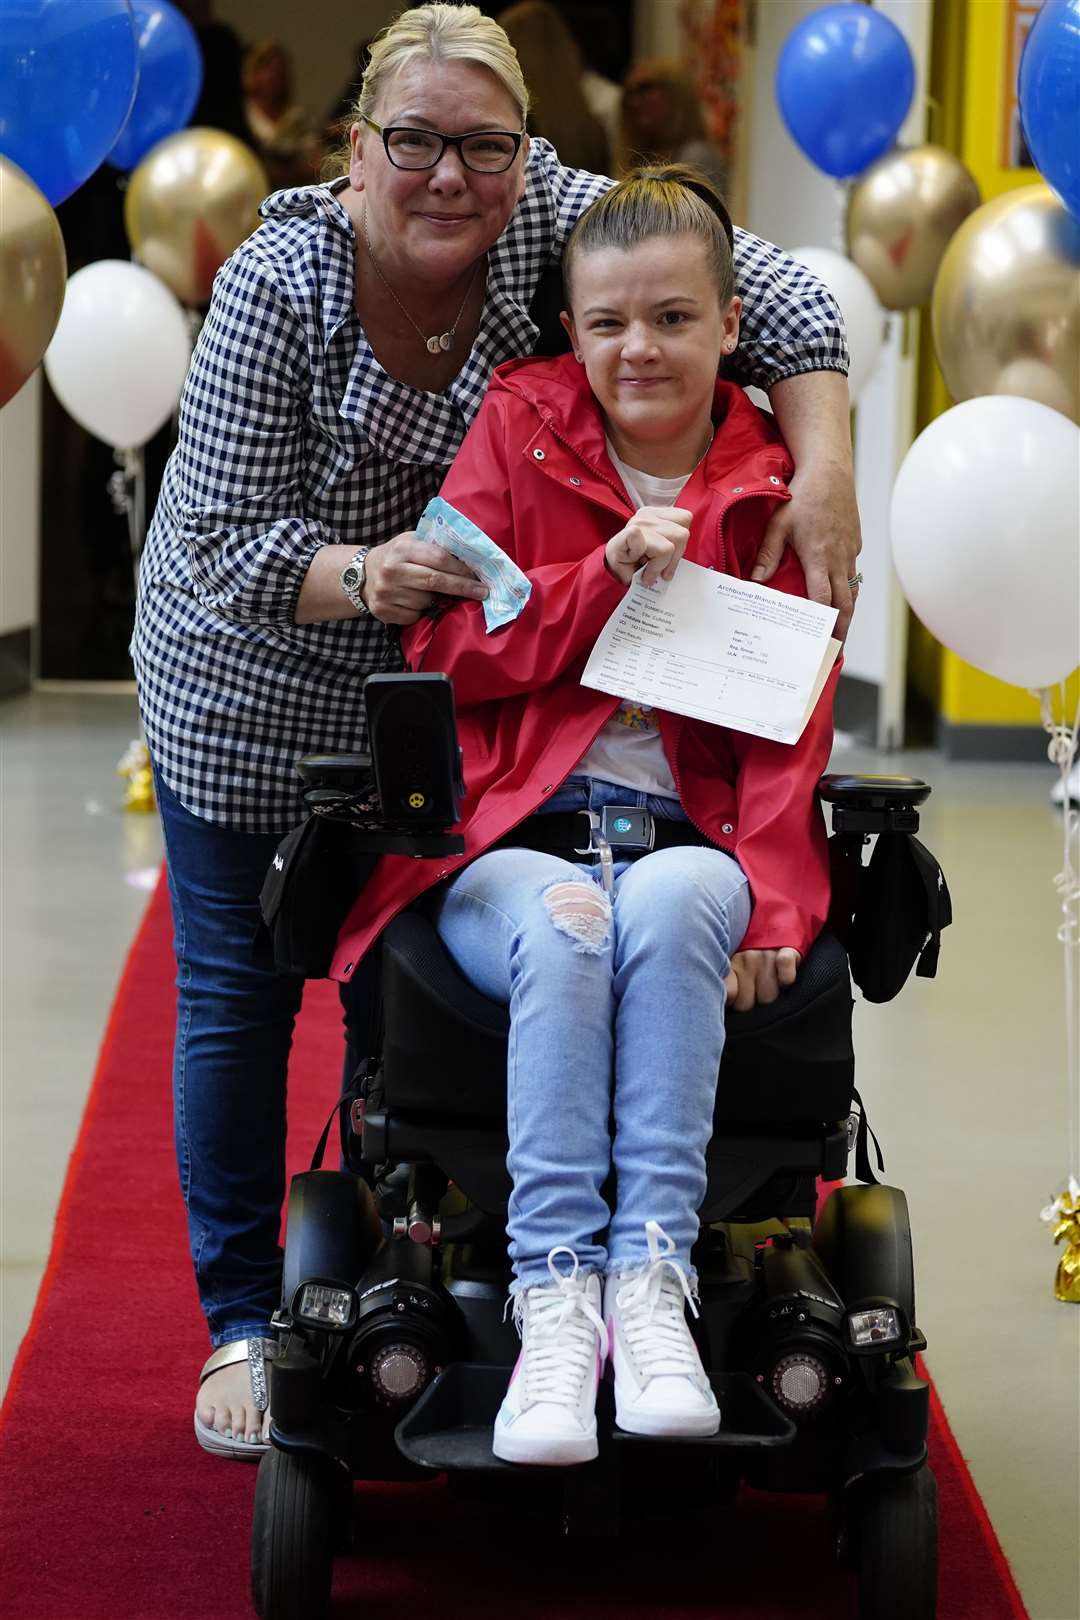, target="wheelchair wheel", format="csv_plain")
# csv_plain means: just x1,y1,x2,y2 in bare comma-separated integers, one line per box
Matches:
850,1465,938,1620
251,1448,334,1620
